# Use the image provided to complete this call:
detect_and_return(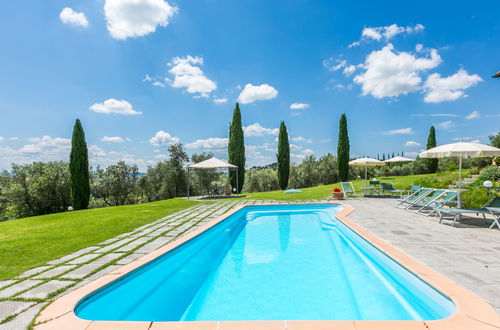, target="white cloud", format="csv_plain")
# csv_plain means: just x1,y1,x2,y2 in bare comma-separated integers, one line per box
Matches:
466,110,480,119
383,127,414,135
323,58,347,72
423,69,482,103
149,130,180,146
243,123,279,137
89,98,142,115
415,44,424,52
167,56,217,97
361,24,425,42
245,145,273,166
430,113,458,117
104,0,177,40
436,120,455,130
101,136,124,143
292,136,313,144
290,103,310,110
405,141,421,147
237,83,278,104
152,81,166,87
213,98,228,104
320,138,332,143
9,137,19,141
186,137,228,150
354,44,441,98
0,137,4,142
59,7,89,28
343,65,356,76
